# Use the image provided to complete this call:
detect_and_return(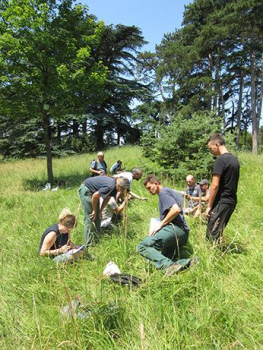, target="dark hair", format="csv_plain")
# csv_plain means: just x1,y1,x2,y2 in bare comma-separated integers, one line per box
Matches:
143,174,160,186
207,133,225,145
132,167,142,175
